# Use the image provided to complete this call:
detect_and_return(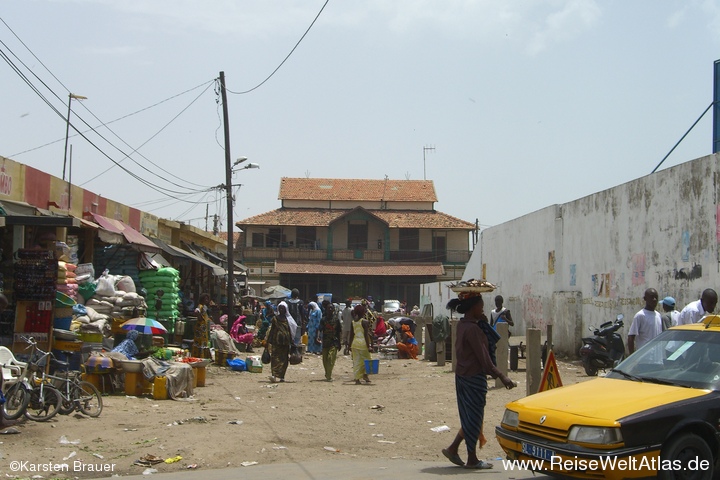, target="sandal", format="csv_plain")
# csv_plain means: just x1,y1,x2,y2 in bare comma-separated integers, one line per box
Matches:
465,461,493,469
442,448,463,467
